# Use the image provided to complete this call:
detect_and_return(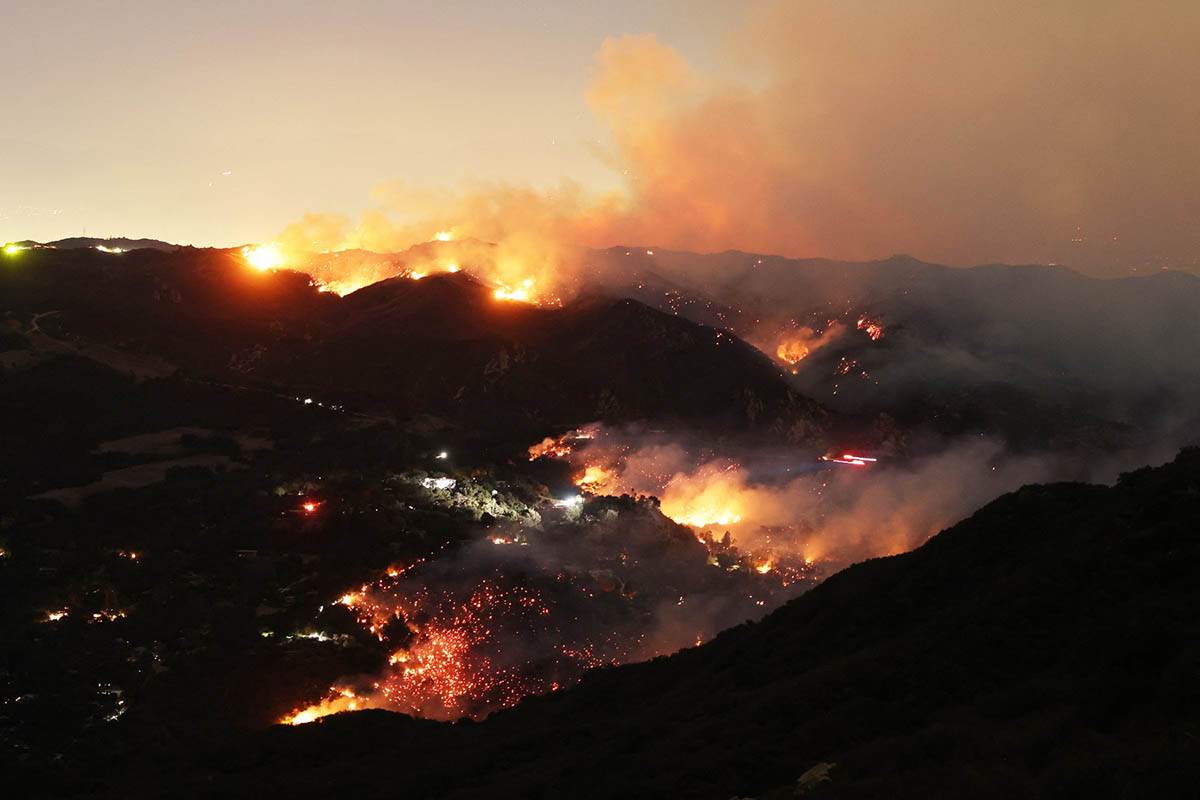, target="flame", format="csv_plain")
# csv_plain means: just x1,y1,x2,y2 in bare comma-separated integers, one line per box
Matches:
301,500,320,514
527,425,597,460
755,323,846,372
282,687,366,725
328,577,577,720
776,339,810,366
659,464,751,530
241,243,284,271
856,315,884,341
493,277,535,303
668,508,744,528
574,464,615,493
433,230,454,242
